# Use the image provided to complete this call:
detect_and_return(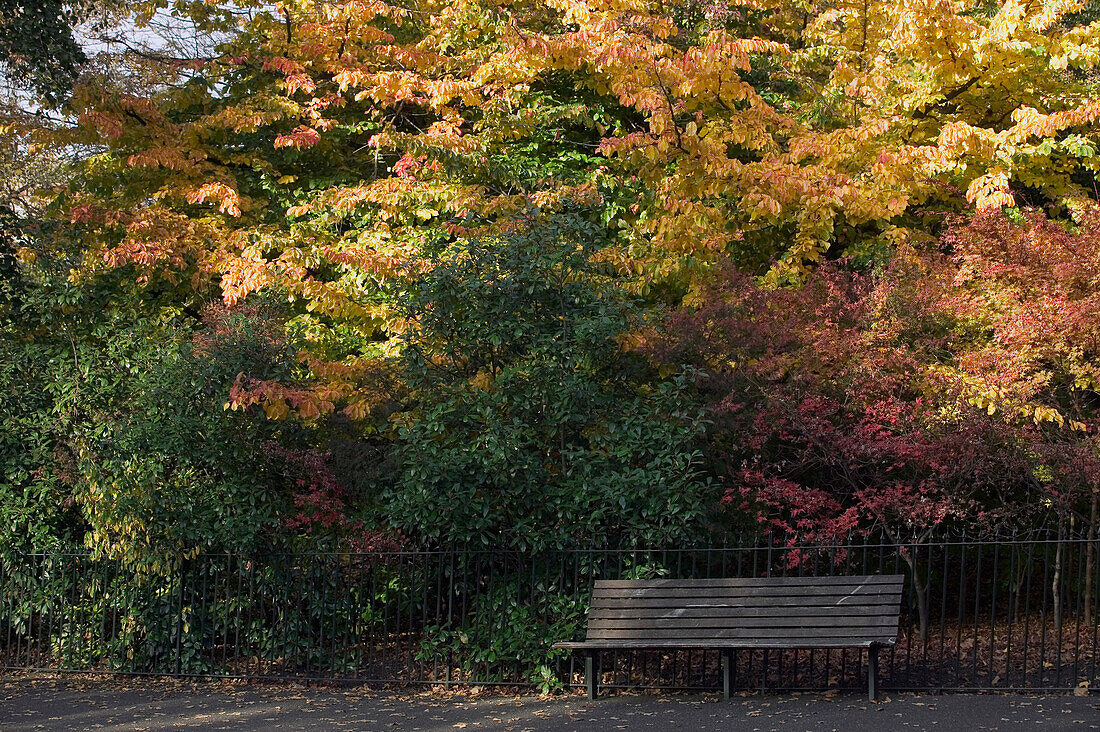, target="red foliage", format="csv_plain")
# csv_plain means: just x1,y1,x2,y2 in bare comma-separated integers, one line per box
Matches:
274,125,322,149
943,204,1100,410
265,443,403,552
392,152,431,179
655,225,1100,548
